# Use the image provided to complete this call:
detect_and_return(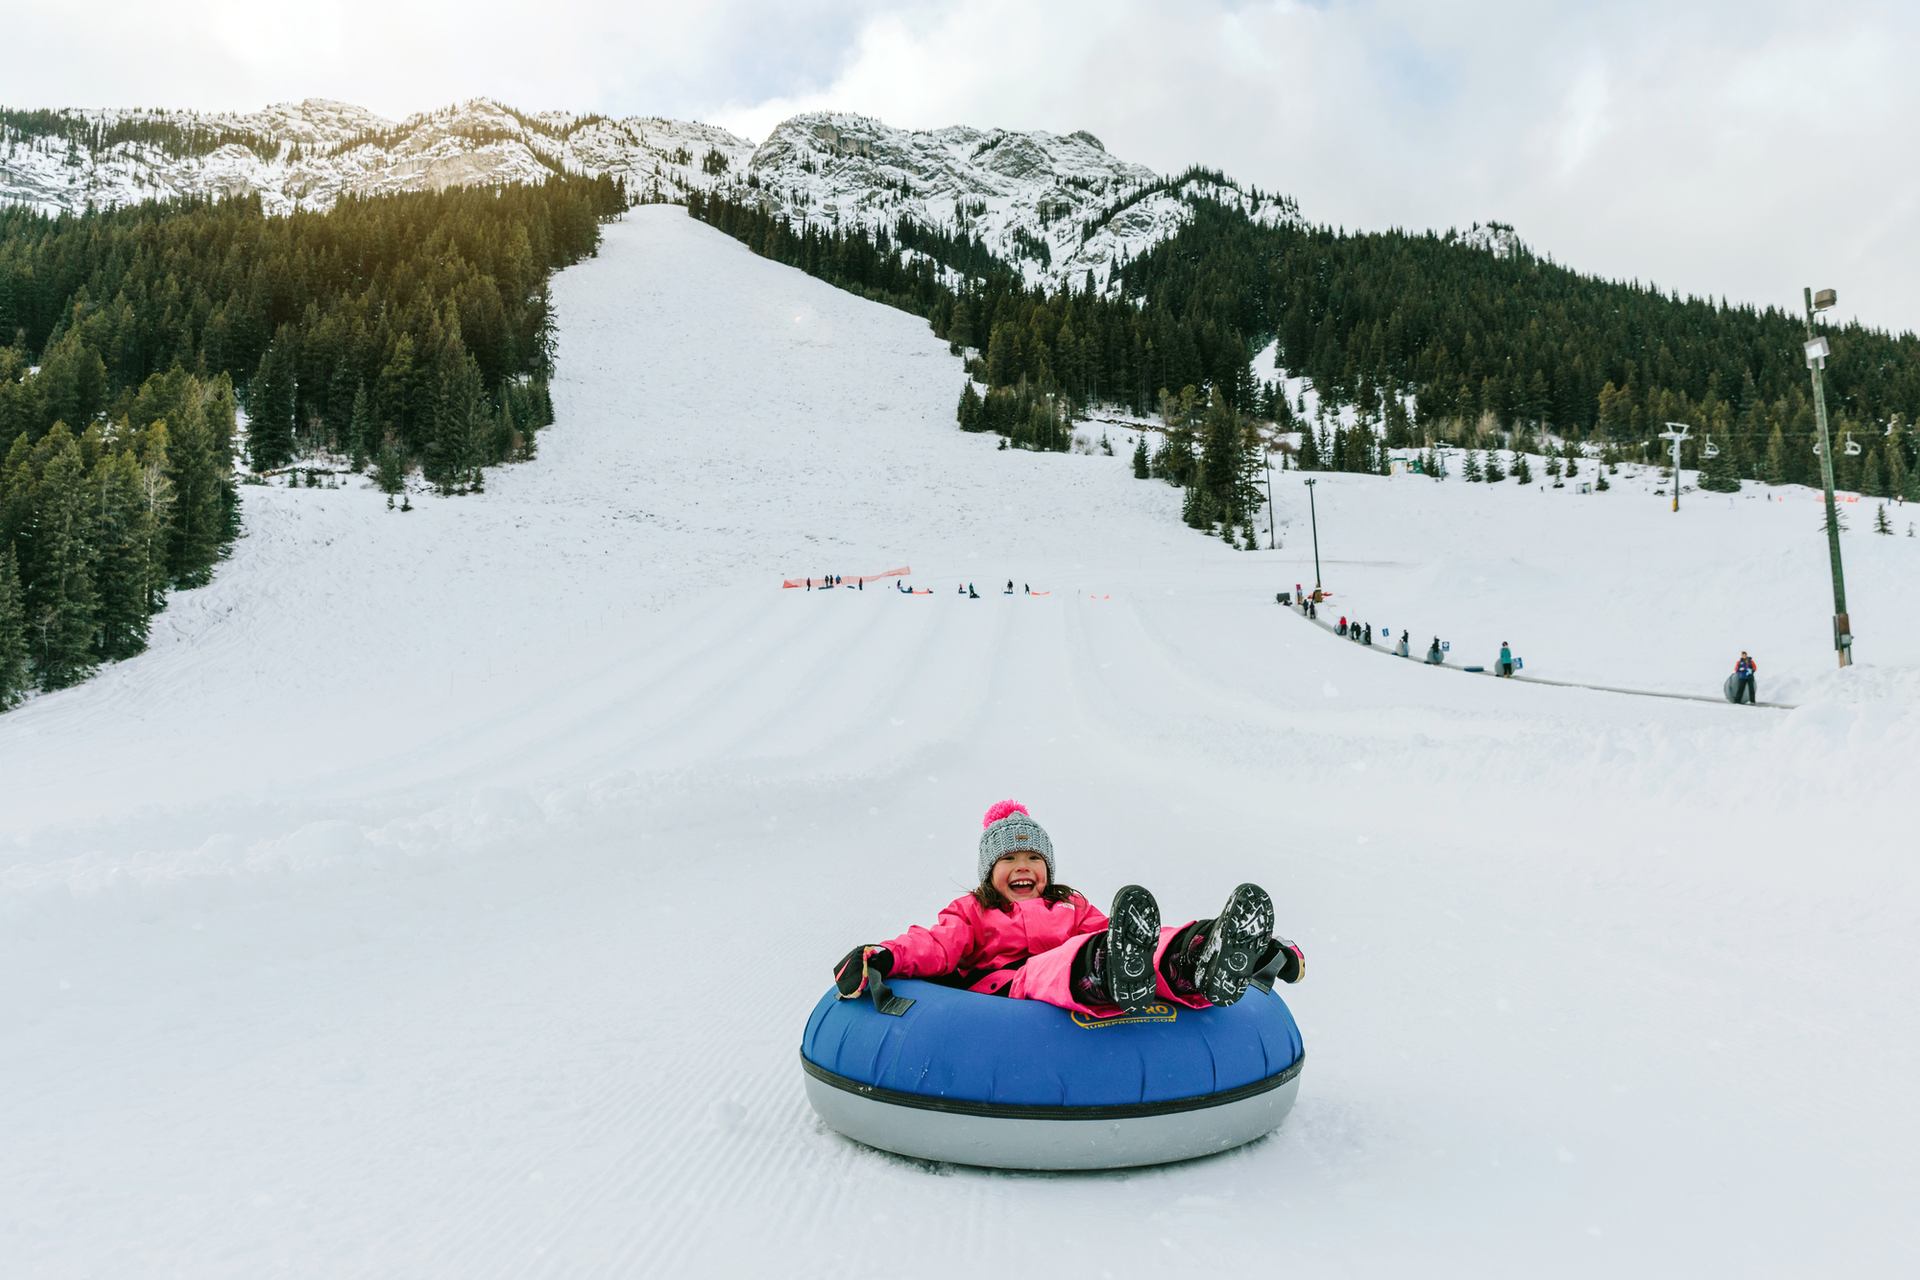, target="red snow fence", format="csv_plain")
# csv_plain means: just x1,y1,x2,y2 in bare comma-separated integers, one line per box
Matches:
782,566,910,589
